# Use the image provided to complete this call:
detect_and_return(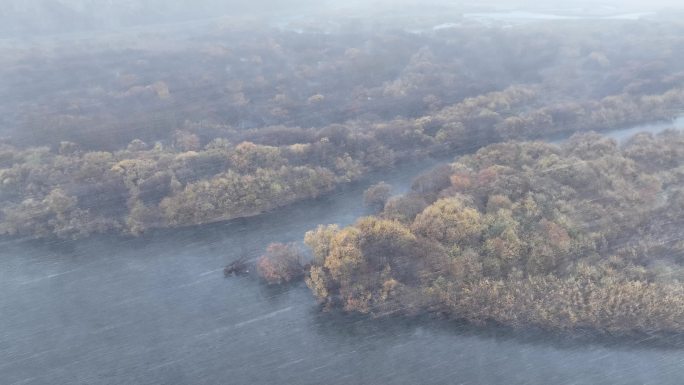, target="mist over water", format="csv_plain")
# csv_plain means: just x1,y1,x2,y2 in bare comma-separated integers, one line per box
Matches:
3,1,684,384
